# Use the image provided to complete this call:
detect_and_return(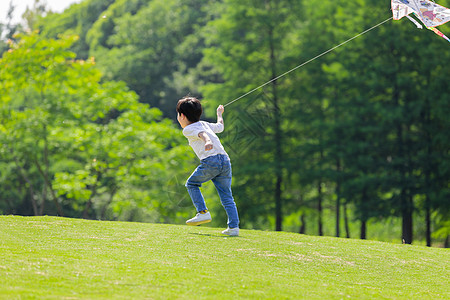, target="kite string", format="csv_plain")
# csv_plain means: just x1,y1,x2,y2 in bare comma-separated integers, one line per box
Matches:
224,17,393,107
